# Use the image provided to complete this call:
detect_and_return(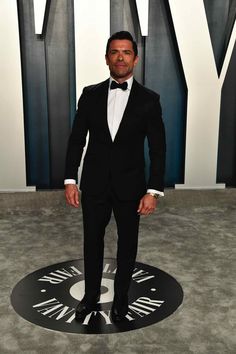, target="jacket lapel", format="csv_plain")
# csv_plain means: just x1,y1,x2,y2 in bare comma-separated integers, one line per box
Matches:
113,79,140,143
95,79,112,143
